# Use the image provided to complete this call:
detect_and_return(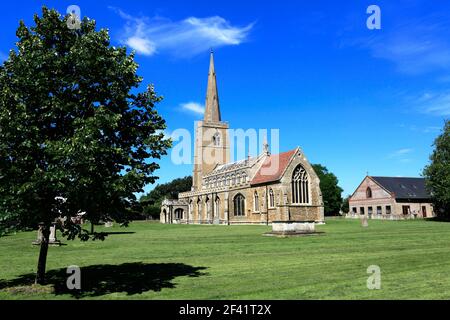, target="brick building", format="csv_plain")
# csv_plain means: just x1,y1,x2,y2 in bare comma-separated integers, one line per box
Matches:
347,176,435,220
